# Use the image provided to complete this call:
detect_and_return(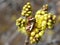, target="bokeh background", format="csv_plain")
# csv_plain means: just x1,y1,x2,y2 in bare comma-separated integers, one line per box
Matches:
0,0,60,45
